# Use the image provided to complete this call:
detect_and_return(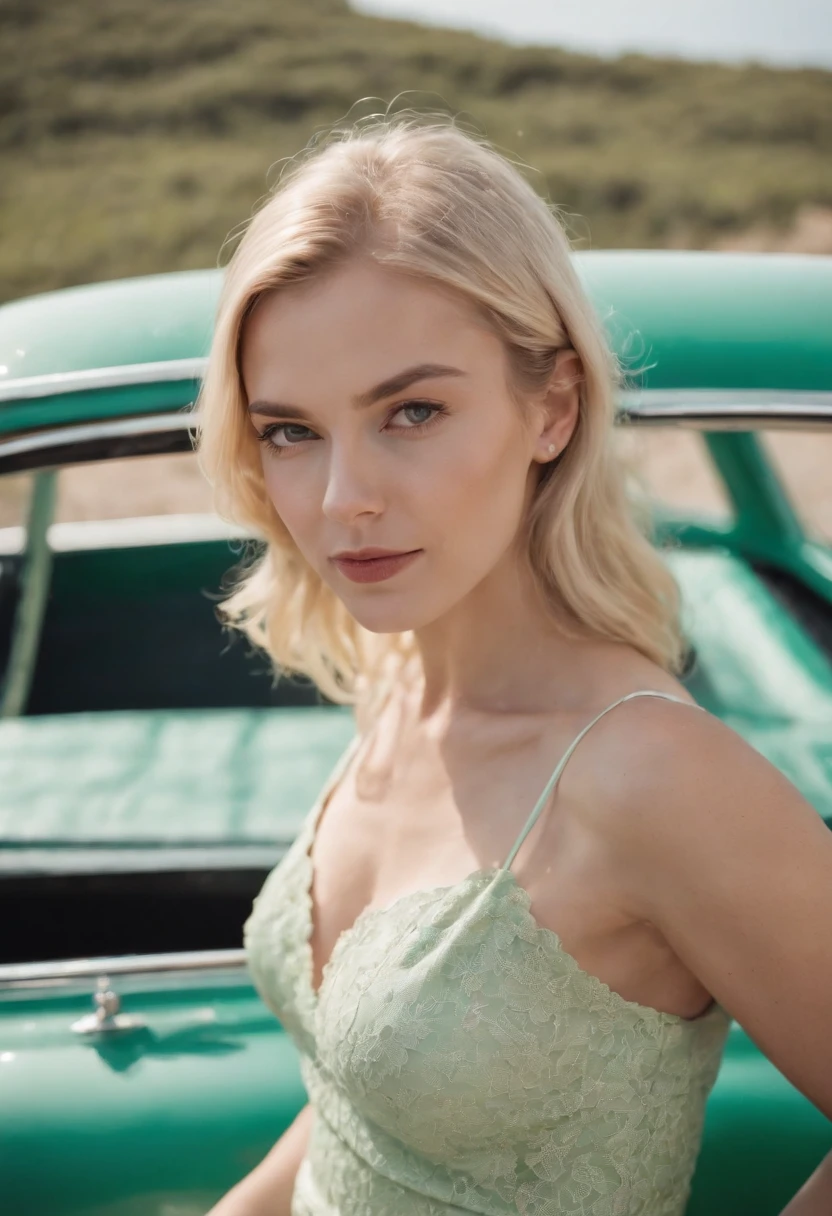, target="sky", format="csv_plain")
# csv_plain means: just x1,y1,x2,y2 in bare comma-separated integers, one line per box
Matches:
349,0,832,69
